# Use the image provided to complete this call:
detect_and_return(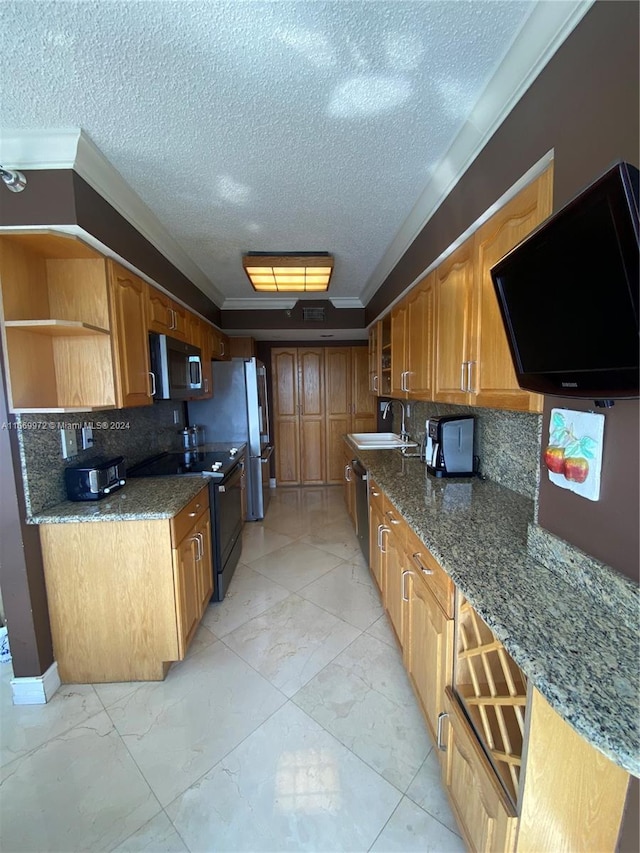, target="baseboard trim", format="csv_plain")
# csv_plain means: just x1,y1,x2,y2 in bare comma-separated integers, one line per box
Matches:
10,661,61,705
